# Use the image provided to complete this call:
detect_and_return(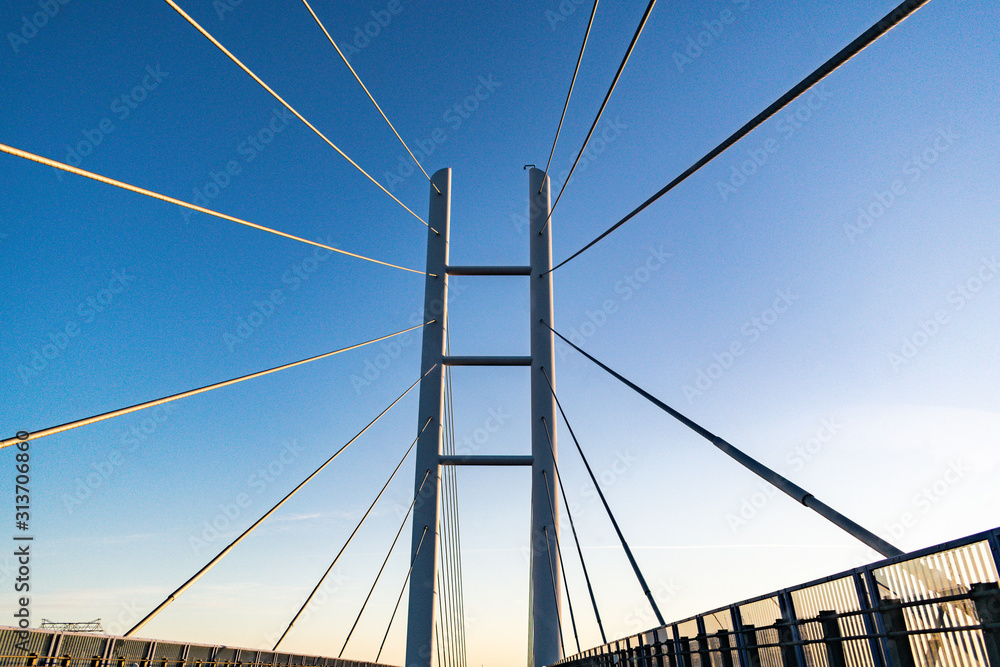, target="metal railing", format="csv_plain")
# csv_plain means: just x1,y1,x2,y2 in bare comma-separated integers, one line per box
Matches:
552,527,1000,667
0,631,390,667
